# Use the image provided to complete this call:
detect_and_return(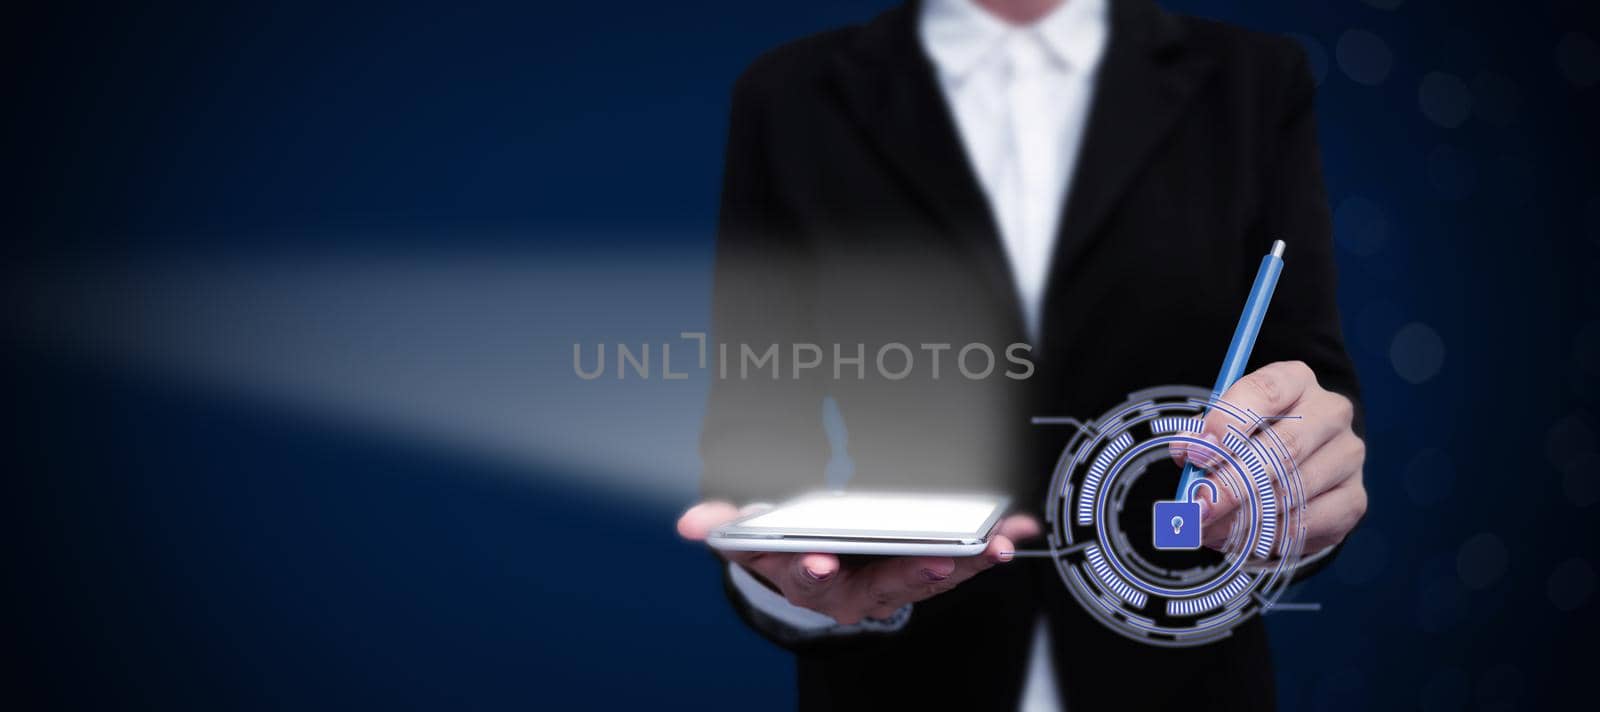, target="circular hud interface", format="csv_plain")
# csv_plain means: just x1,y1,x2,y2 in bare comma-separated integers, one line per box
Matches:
1037,385,1311,647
